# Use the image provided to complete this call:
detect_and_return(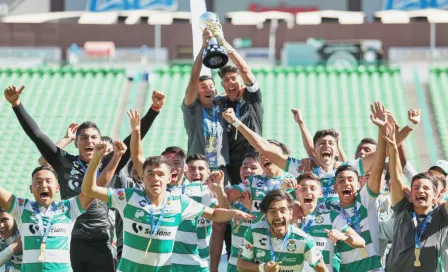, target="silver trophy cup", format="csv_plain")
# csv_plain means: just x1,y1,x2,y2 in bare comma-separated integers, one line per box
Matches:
199,12,229,69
